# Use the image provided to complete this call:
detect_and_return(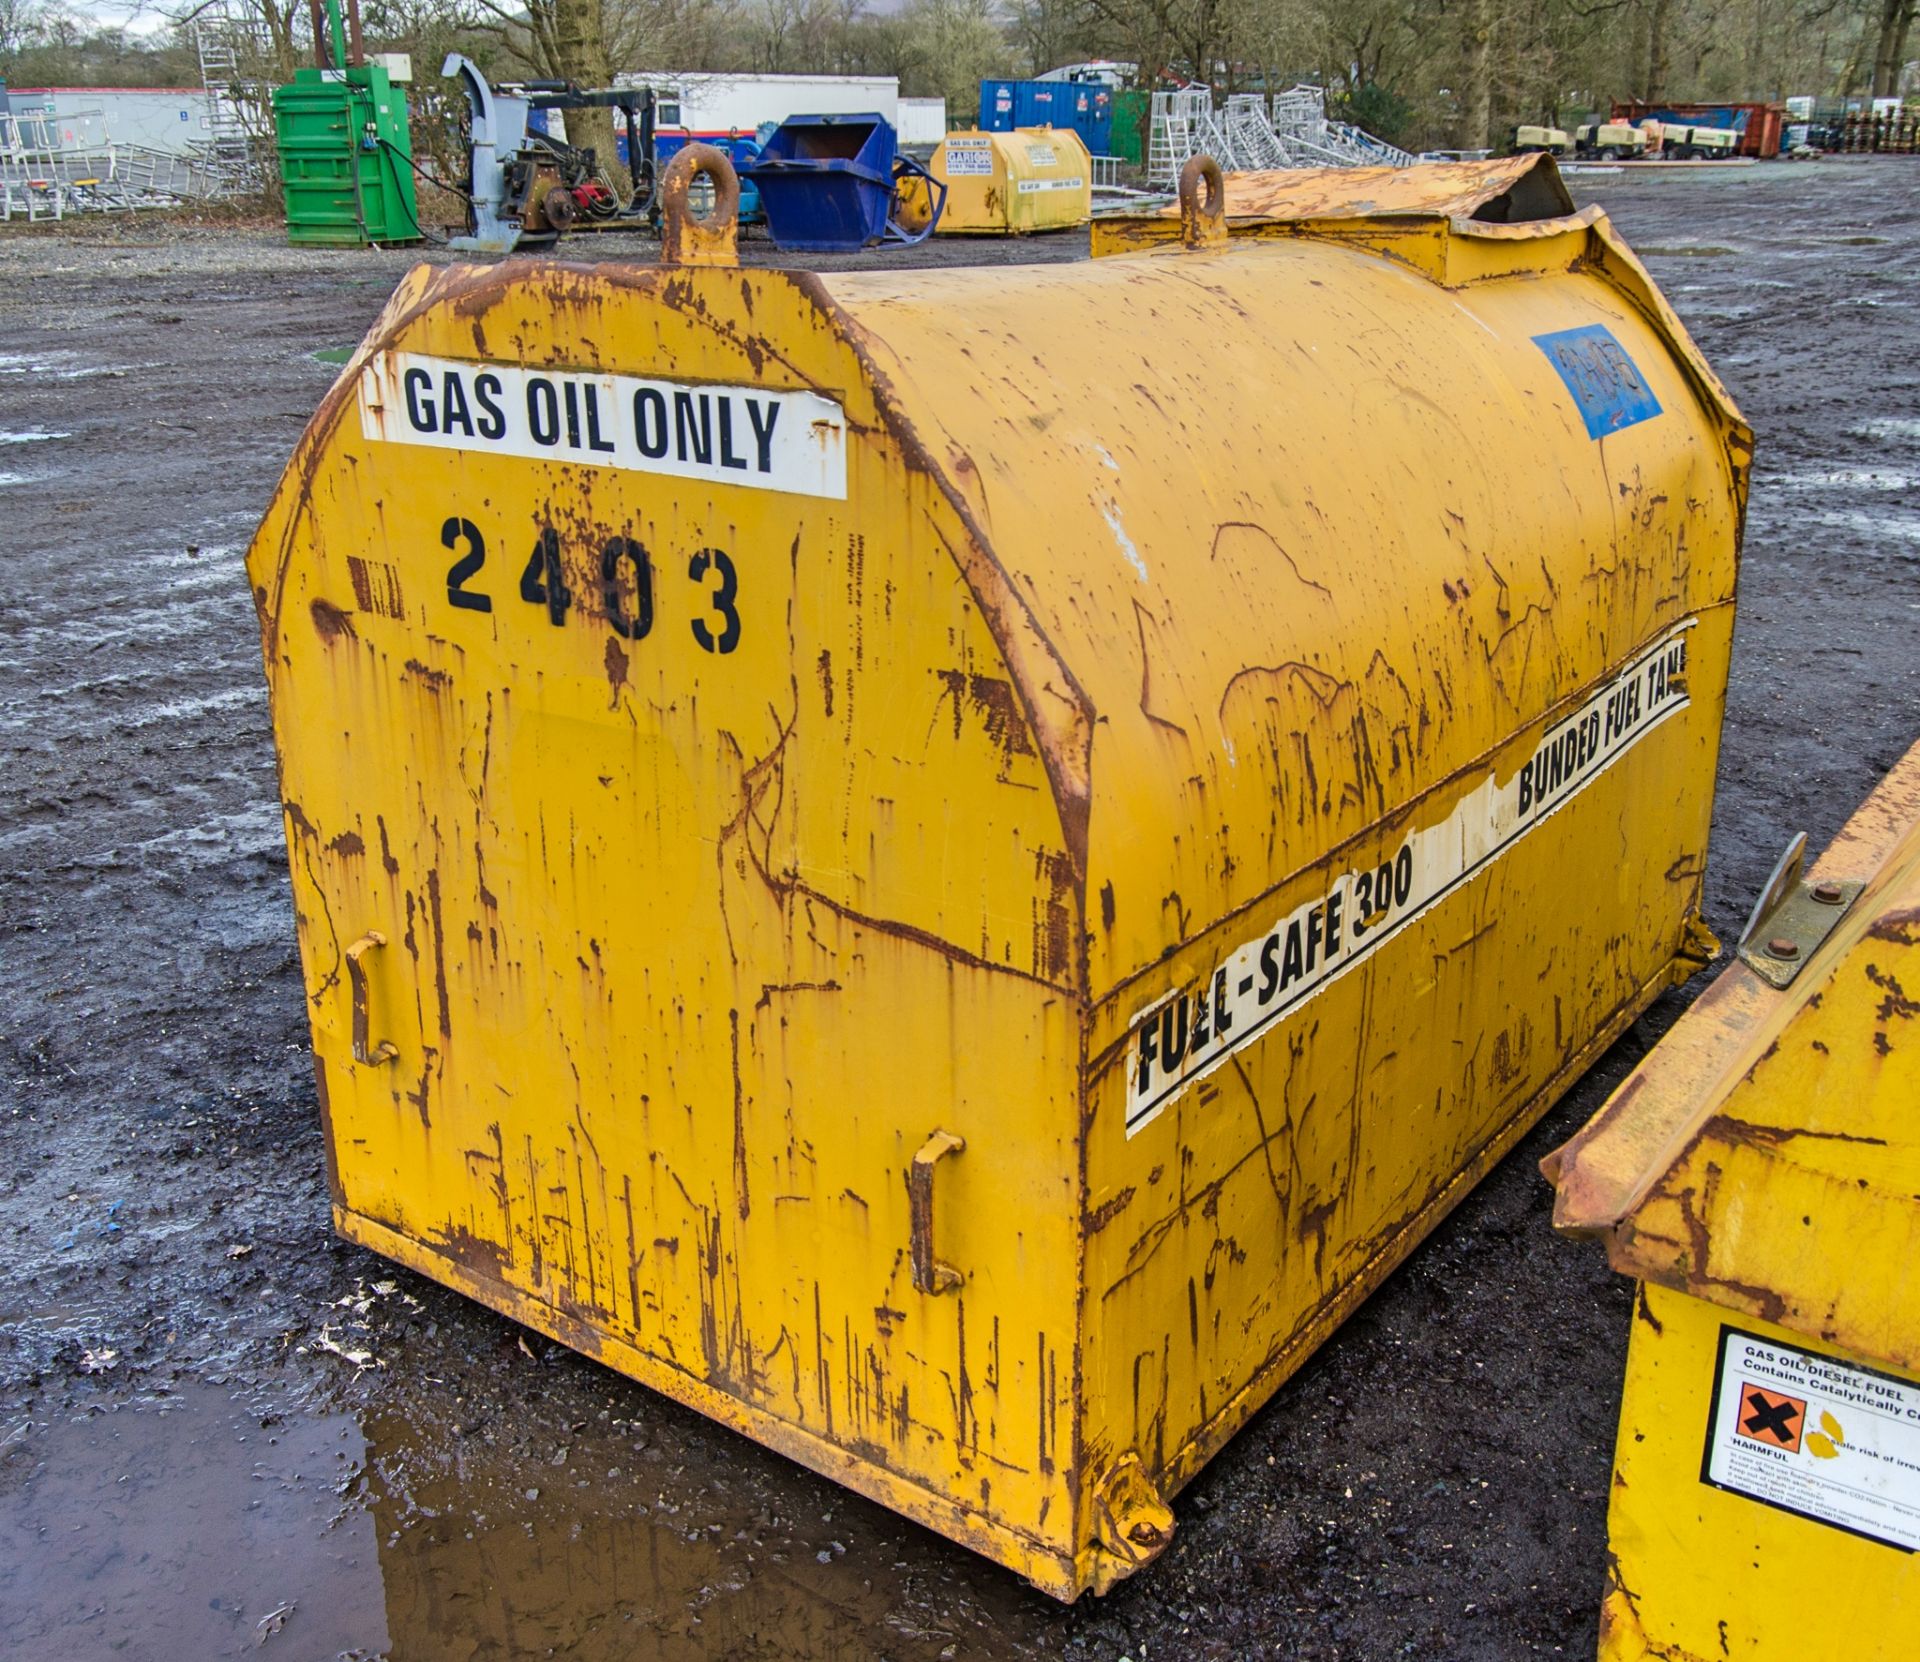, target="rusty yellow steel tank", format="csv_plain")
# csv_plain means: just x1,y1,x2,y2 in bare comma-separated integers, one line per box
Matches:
246,148,1749,1599
1545,739,1920,1661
